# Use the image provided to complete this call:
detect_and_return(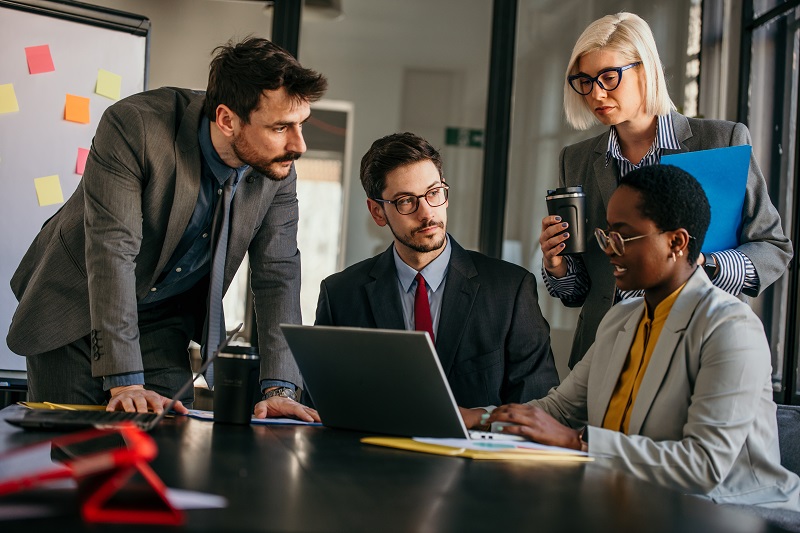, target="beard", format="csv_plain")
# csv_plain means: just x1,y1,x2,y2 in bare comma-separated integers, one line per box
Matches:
387,219,447,253
232,133,301,181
